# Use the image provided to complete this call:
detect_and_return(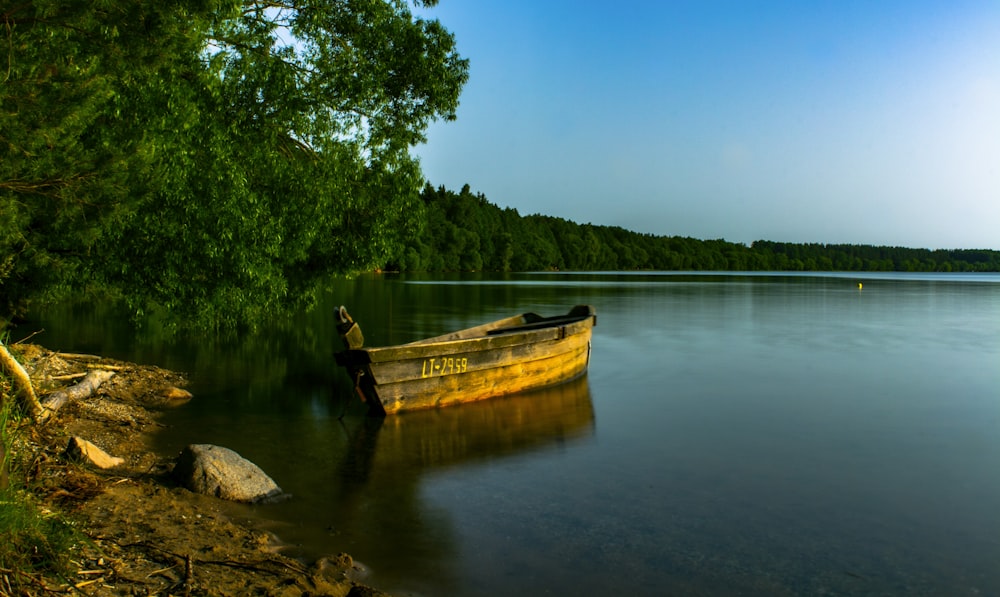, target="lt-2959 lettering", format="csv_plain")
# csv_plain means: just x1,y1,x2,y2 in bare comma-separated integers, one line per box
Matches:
421,357,469,378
